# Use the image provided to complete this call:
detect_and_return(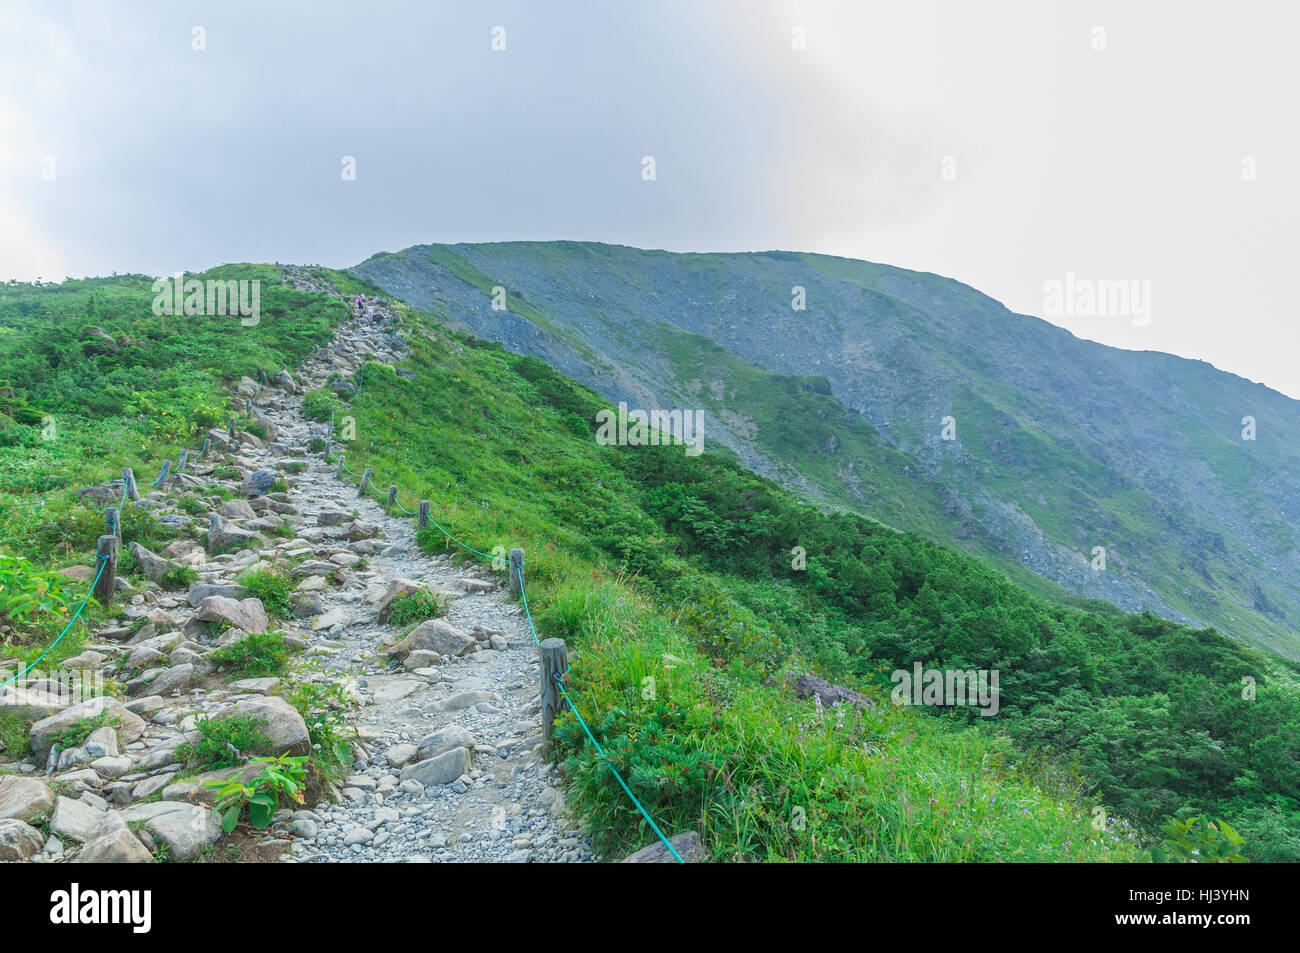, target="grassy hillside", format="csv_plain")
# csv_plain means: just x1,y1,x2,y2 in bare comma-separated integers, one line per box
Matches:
3,267,1296,861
